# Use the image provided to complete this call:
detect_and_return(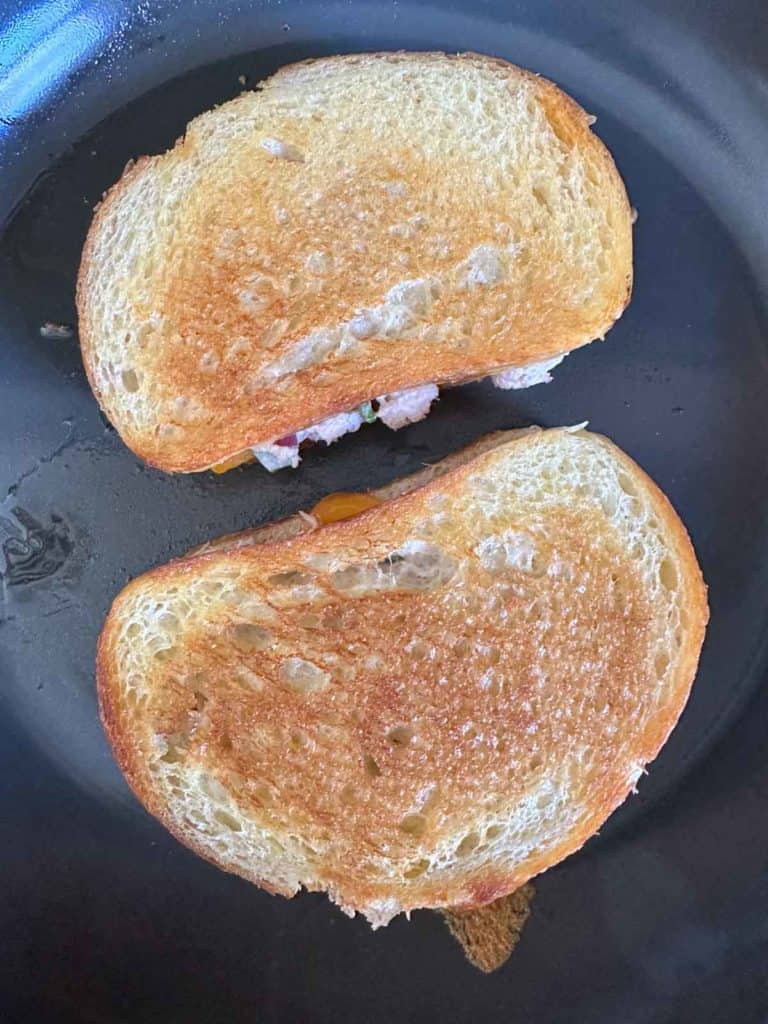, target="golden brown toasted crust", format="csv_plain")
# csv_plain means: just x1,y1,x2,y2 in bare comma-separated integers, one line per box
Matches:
442,883,535,971
97,430,706,922
77,52,632,472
